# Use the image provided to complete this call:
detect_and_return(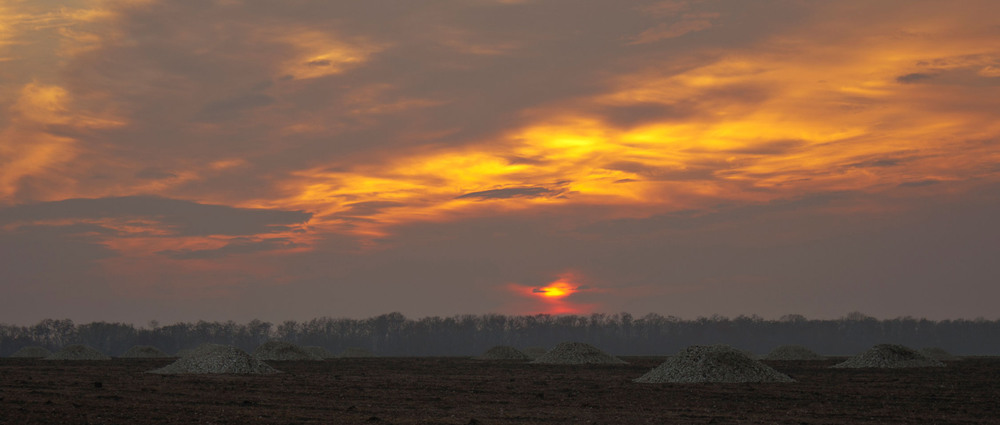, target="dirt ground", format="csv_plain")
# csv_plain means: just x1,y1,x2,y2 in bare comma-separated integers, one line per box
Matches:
1,356,998,424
